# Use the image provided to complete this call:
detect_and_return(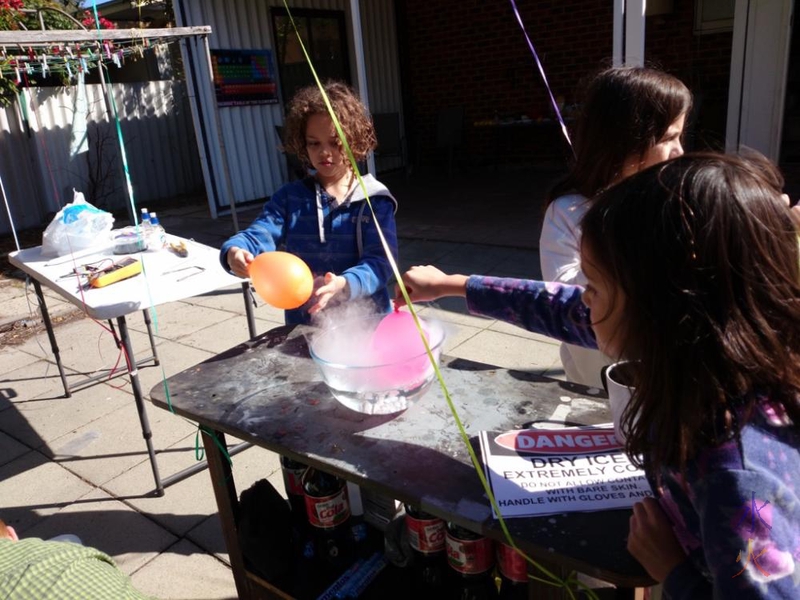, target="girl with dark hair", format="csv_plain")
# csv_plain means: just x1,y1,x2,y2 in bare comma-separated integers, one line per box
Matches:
540,66,692,387
398,152,800,597
220,81,398,324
